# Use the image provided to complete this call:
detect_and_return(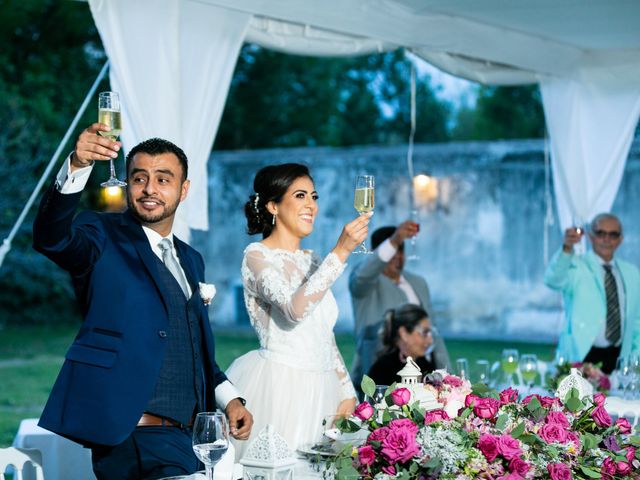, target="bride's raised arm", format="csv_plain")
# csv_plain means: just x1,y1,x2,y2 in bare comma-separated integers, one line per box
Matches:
242,247,345,324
